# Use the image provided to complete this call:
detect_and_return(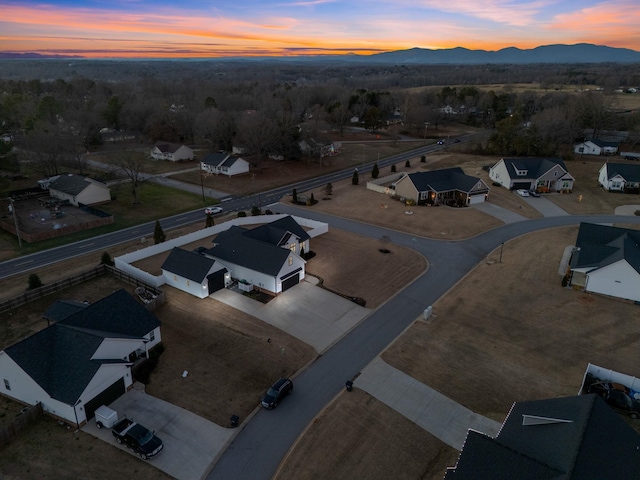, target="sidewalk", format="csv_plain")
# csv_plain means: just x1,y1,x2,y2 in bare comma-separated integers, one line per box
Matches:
354,357,501,450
